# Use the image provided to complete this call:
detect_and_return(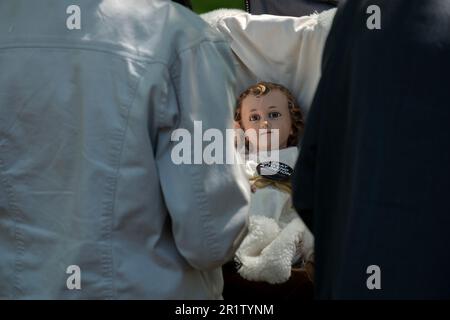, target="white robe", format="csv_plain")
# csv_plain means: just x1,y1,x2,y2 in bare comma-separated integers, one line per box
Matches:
236,147,314,284
201,8,337,114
